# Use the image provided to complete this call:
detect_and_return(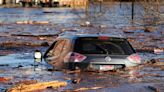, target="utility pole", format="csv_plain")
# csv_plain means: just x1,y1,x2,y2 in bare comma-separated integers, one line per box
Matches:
85,0,89,17
99,0,103,13
131,0,134,20
119,0,122,8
